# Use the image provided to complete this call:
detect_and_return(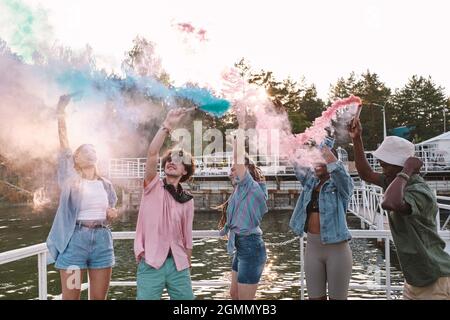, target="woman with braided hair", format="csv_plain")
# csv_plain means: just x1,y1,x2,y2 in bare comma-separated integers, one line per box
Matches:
218,137,268,300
